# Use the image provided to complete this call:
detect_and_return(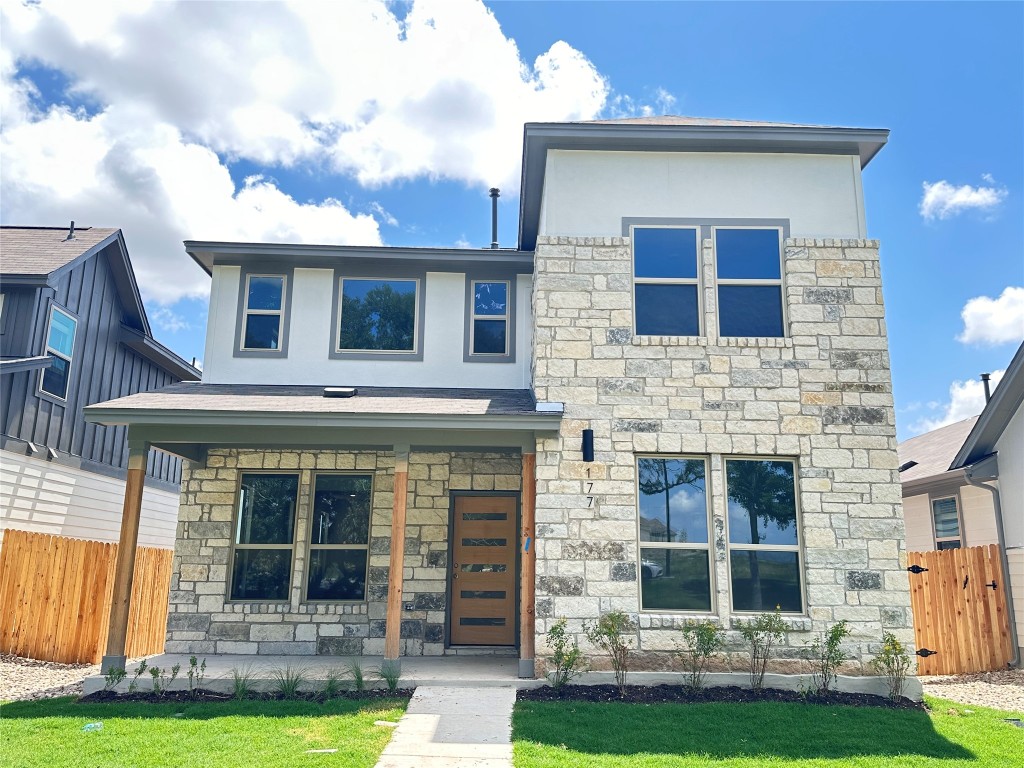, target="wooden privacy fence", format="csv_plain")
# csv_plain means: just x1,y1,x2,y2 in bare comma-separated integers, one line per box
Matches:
907,544,1013,676
0,529,174,664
